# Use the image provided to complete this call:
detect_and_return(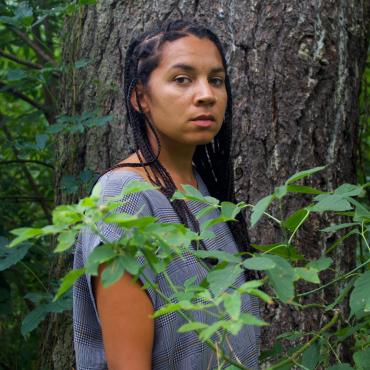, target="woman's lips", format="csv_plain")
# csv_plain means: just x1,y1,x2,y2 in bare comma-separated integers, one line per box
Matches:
191,119,214,127
190,114,216,127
